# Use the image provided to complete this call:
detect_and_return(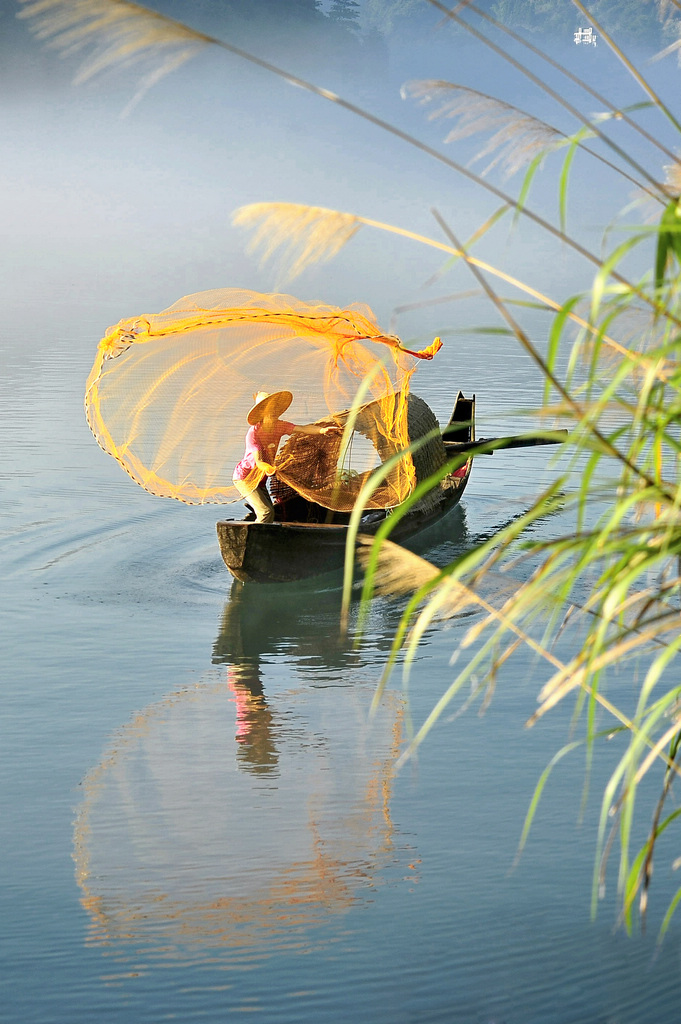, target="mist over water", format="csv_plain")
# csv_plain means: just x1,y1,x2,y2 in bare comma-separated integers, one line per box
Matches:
3,2,681,1021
